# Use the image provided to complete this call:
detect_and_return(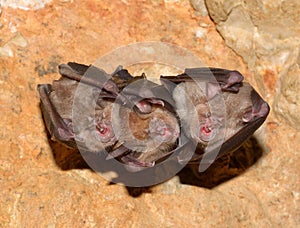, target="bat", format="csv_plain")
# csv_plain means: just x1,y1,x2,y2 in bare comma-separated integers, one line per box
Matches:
37,71,118,152
110,76,180,171
160,68,270,167
111,98,179,171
